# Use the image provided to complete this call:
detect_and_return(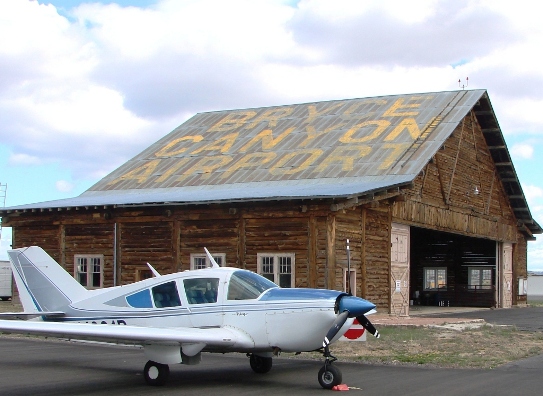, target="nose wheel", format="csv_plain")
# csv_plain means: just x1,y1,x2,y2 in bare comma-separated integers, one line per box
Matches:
318,363,342,389
318,346,342,389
